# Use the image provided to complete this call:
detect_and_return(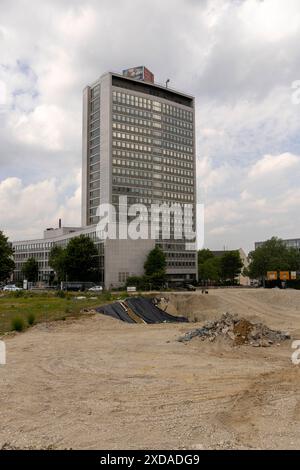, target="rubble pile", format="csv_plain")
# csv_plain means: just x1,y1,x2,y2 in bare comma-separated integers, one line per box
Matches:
178,312,290,347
